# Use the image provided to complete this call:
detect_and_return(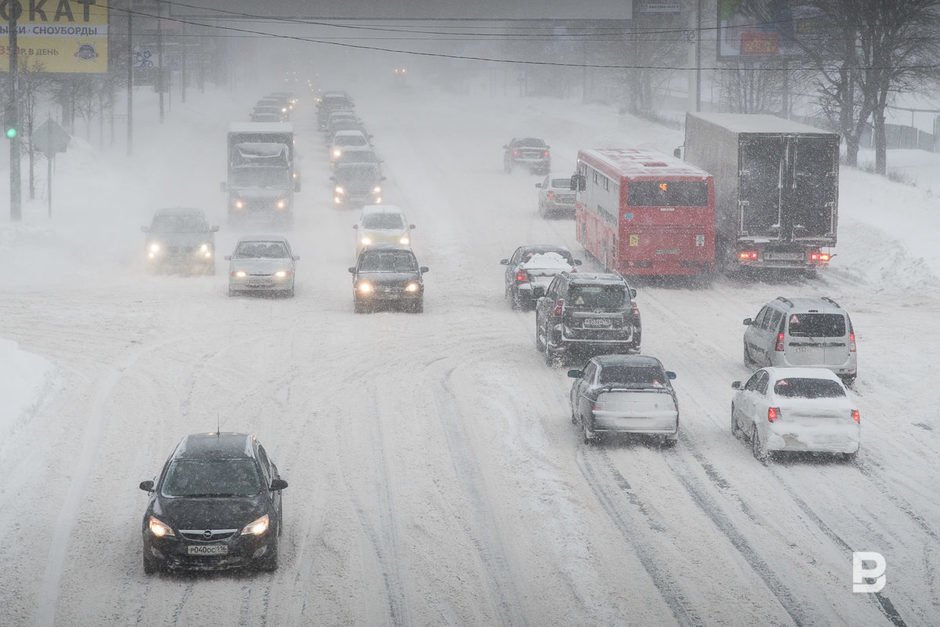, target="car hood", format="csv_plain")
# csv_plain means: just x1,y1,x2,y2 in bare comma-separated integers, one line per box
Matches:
356,271,420,284
147,233,214,247
230,258,293,274
153,494,267,530
230,188,289,199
